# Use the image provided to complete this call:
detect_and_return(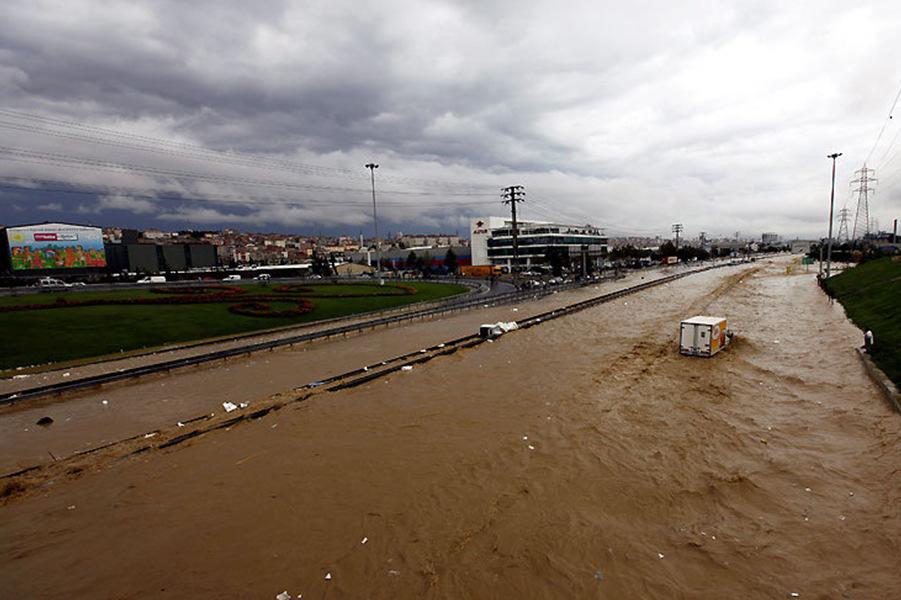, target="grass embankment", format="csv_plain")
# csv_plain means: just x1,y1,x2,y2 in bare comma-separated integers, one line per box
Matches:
0,282,466,371
825,257,901,386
